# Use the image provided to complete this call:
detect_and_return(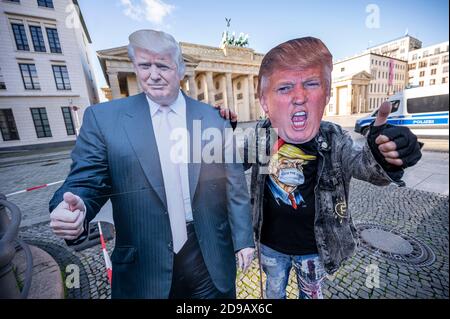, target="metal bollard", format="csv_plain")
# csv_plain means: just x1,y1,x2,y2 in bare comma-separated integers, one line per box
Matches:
0,194,22,298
